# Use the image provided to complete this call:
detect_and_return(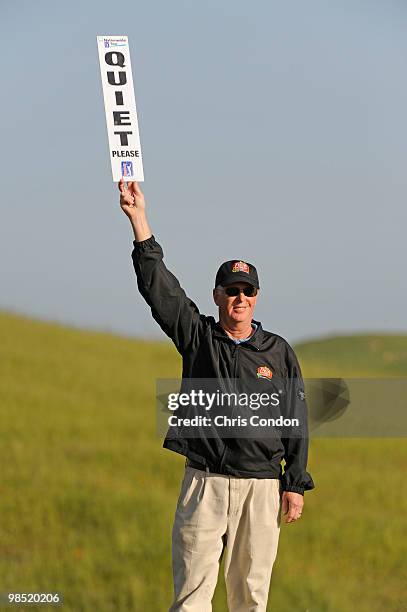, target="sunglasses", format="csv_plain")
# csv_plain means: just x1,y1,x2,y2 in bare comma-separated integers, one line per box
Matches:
222,286,258,297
